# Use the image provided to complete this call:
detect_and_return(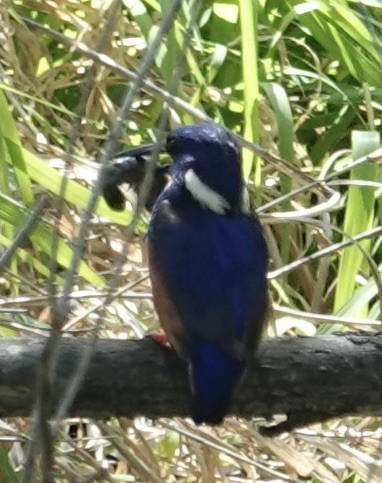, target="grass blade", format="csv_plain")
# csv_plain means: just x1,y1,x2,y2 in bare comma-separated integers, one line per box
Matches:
334,130,380,316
